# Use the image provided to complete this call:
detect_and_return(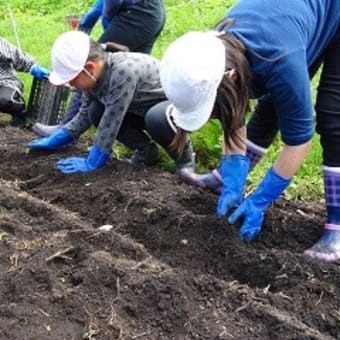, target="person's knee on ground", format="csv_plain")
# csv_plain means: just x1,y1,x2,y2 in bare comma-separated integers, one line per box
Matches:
0,86,26,127
117,114,159,167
